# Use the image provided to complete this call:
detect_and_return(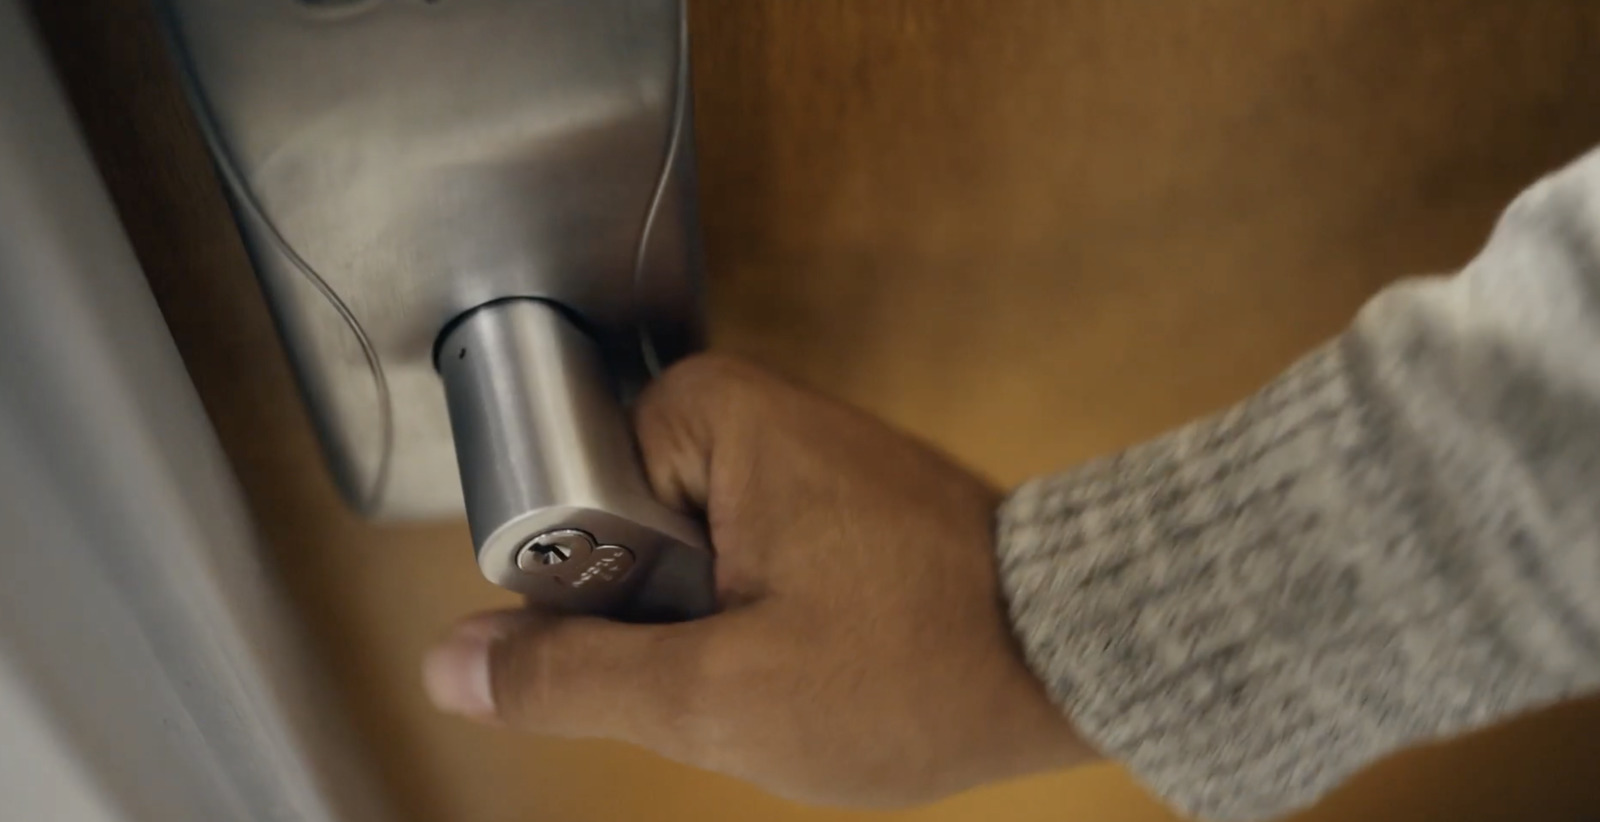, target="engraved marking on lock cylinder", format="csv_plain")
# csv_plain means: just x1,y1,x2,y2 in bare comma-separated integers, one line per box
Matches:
572,545,636,588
